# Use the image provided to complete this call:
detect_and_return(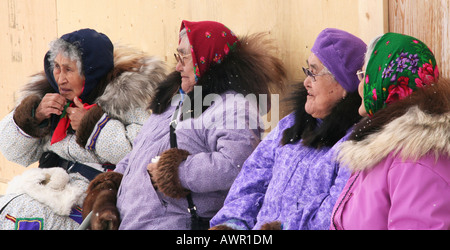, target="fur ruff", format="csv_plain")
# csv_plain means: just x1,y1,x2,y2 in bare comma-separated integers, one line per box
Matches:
149,33,287,116
16,45,167,122
338,80,450,172
6,167,89,216
96,45,167,120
